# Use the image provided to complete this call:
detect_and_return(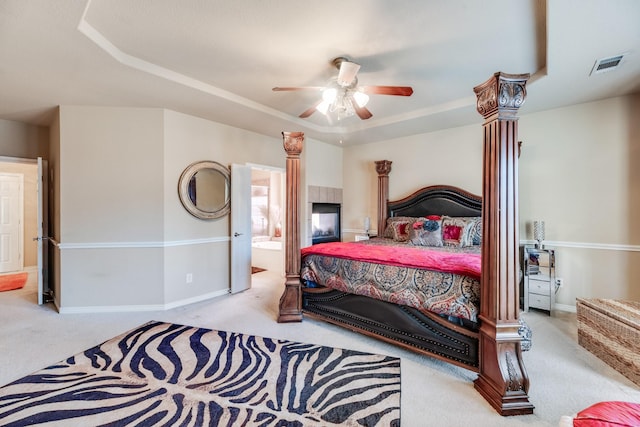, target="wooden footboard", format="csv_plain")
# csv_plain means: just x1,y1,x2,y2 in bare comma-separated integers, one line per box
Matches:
303,288,480,370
